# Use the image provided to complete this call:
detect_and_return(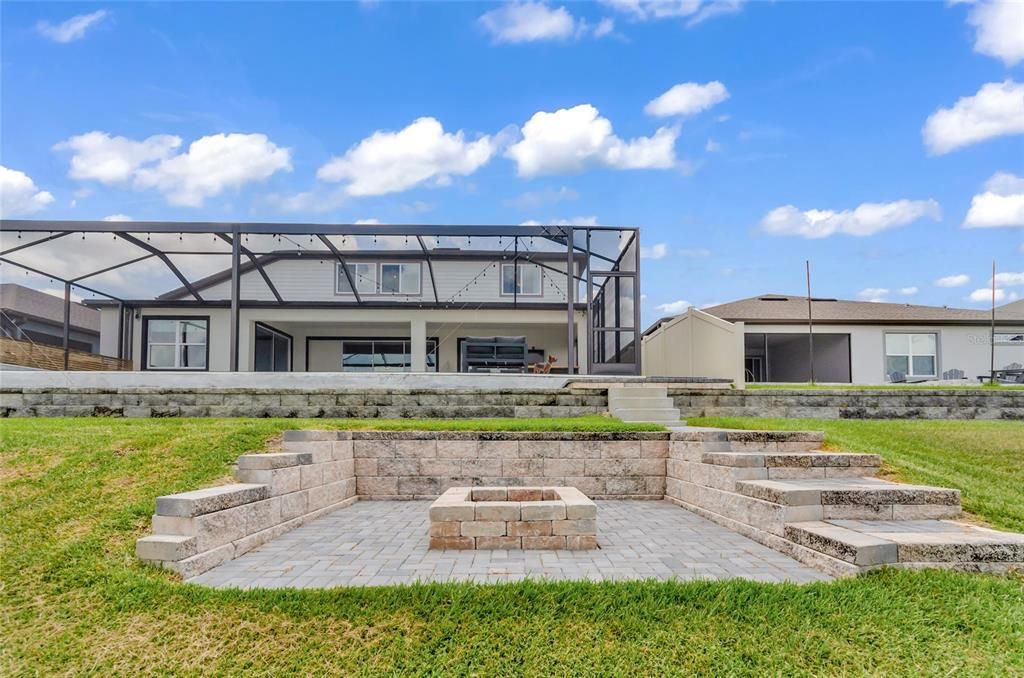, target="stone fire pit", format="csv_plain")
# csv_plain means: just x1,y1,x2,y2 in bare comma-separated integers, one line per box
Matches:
428,486,597,550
